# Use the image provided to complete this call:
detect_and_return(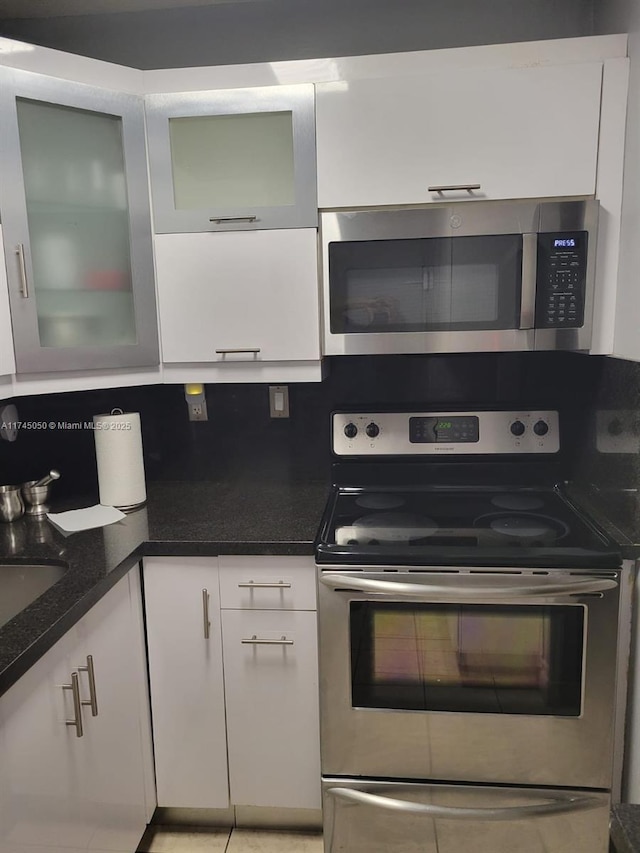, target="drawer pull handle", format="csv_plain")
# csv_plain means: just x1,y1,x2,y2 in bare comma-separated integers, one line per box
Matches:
238,581,292,589
242,635,294,646
62,672,84,738
428,183,481,193
215,348,261,355
209,216,258,224
203,588,211,640
77,655,98,716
